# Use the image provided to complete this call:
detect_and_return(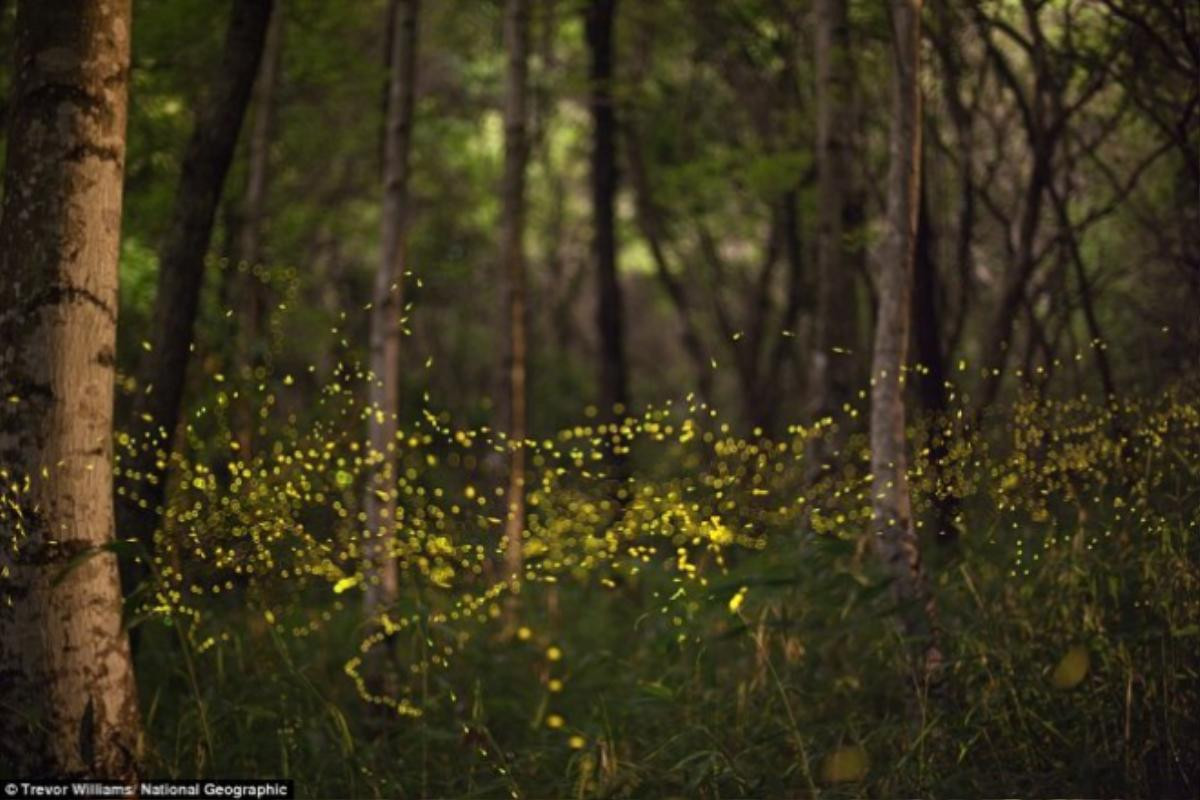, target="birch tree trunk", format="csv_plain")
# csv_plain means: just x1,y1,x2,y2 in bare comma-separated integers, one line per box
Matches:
501,0,531,593
0,0,142,776
871,0,942,680
364,0,418,617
